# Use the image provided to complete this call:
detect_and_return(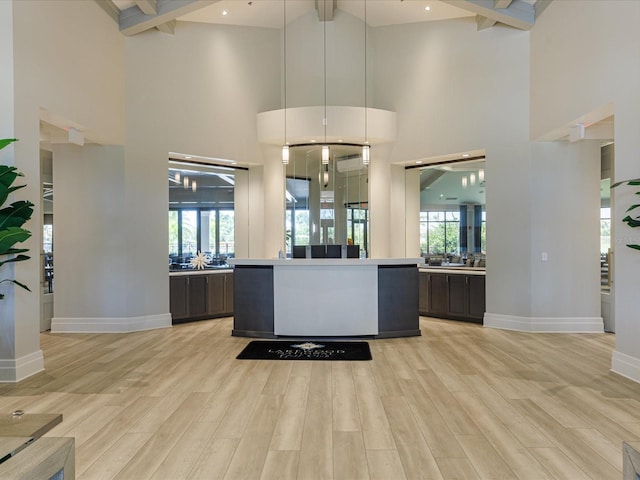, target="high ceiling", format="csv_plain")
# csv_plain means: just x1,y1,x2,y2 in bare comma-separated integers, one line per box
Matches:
98,0,549,36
